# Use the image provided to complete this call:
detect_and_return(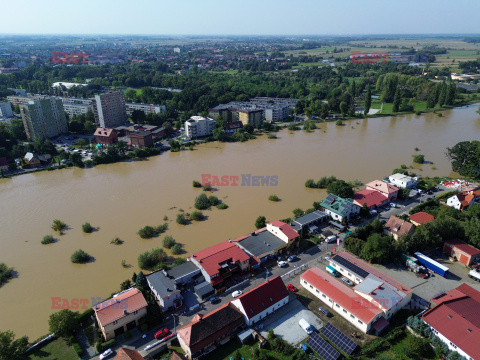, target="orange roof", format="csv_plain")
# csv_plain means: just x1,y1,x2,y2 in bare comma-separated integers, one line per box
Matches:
385,215,414,237
94,127,116,137
301,267,382,323
93,288,147,327
366,180,399,195
114,348,146,360
409,212,435,225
